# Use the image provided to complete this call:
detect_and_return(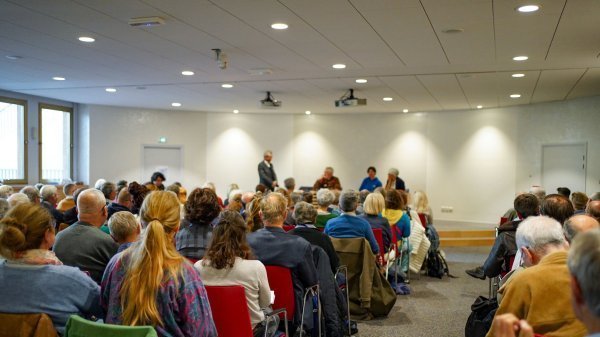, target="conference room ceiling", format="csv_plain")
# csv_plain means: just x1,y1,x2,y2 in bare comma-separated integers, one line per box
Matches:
1,0,599,114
